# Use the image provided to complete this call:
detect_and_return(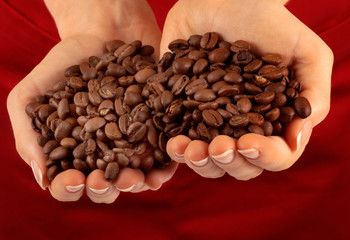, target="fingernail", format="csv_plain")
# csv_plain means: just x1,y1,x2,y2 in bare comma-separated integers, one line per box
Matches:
174,152,184,161
151,184,162,191
297,121,312,151
66,184,85,193
116,184,135,192
87,186,109,195
212,149,234,164
238,149,259,159
190,157,208,167
31,160,45,190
